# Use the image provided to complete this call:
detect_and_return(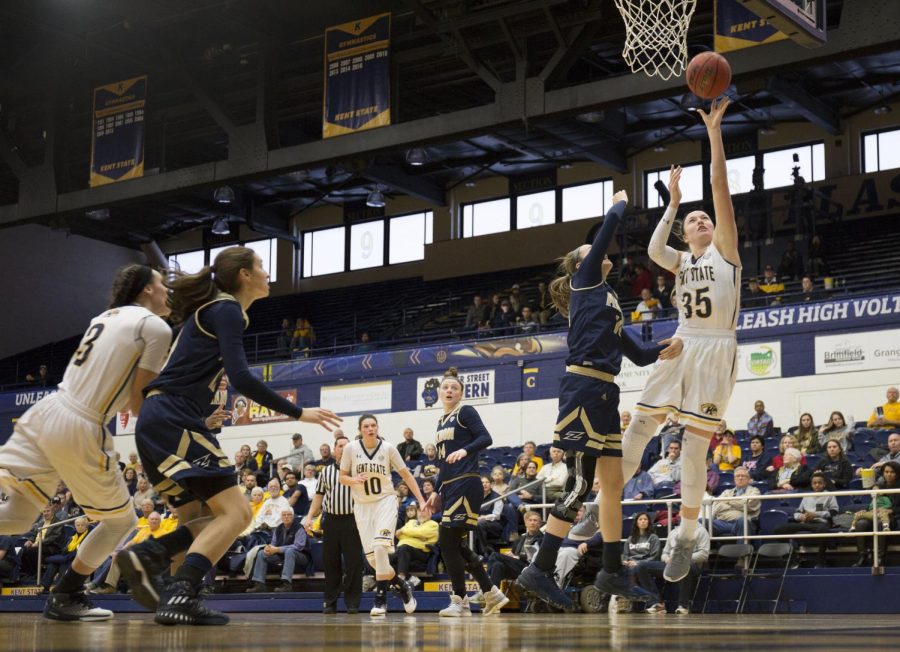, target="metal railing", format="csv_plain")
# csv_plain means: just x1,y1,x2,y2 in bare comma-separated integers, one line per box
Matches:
34,514,83,582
